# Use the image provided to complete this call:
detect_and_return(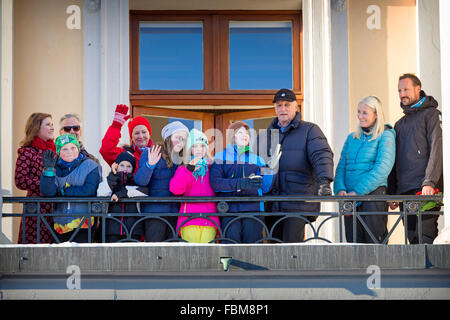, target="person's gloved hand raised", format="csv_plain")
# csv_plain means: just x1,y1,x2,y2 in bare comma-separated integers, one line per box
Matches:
236,175,263,191
42,150,58,177
42,150,57,168
112,104,131,129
